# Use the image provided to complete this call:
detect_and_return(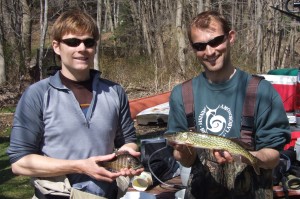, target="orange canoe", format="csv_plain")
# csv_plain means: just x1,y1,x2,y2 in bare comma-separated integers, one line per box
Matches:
129,91,171,119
